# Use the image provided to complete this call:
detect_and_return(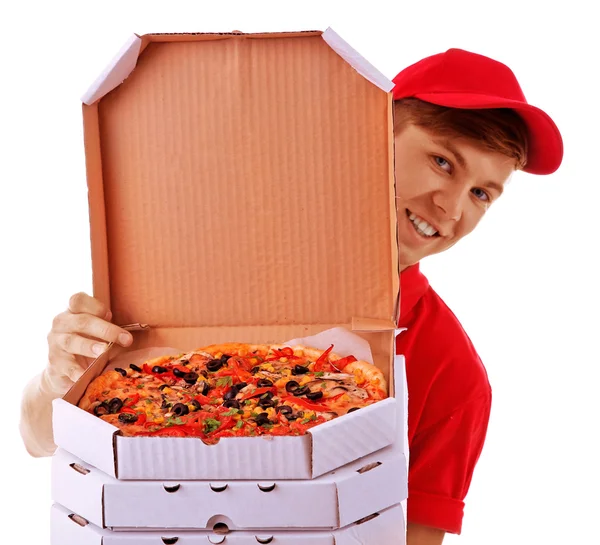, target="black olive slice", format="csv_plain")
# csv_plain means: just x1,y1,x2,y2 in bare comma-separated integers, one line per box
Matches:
207,359,225,372
293,386,310,397
114,368,127,377
198,381,210,396
306,391,323,401
183,372,199,385
93,402,110,416
258,398,275,409
254,412,271,426
118,412,138,424
236,382,248,390
172,403,190,416
223,388,238,401
292,365,309,375
257,379,273,388
172,368,186,378
158,384,170,391
130,364,142,372
152,366,168,374
189,399,202,411
347,407,360,413
250,366,261,374
276,405,293,416
108,398,124,413
285,380,300,393
223,399,241,409
220,354,232,362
